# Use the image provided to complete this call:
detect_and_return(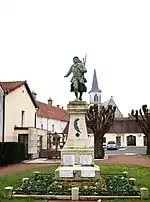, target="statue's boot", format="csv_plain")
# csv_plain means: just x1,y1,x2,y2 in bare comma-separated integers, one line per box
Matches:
79,92,83,101
75,91,78,101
